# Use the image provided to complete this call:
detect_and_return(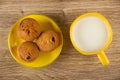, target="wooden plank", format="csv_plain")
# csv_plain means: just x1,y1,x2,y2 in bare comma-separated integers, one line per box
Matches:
0,0,120,80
